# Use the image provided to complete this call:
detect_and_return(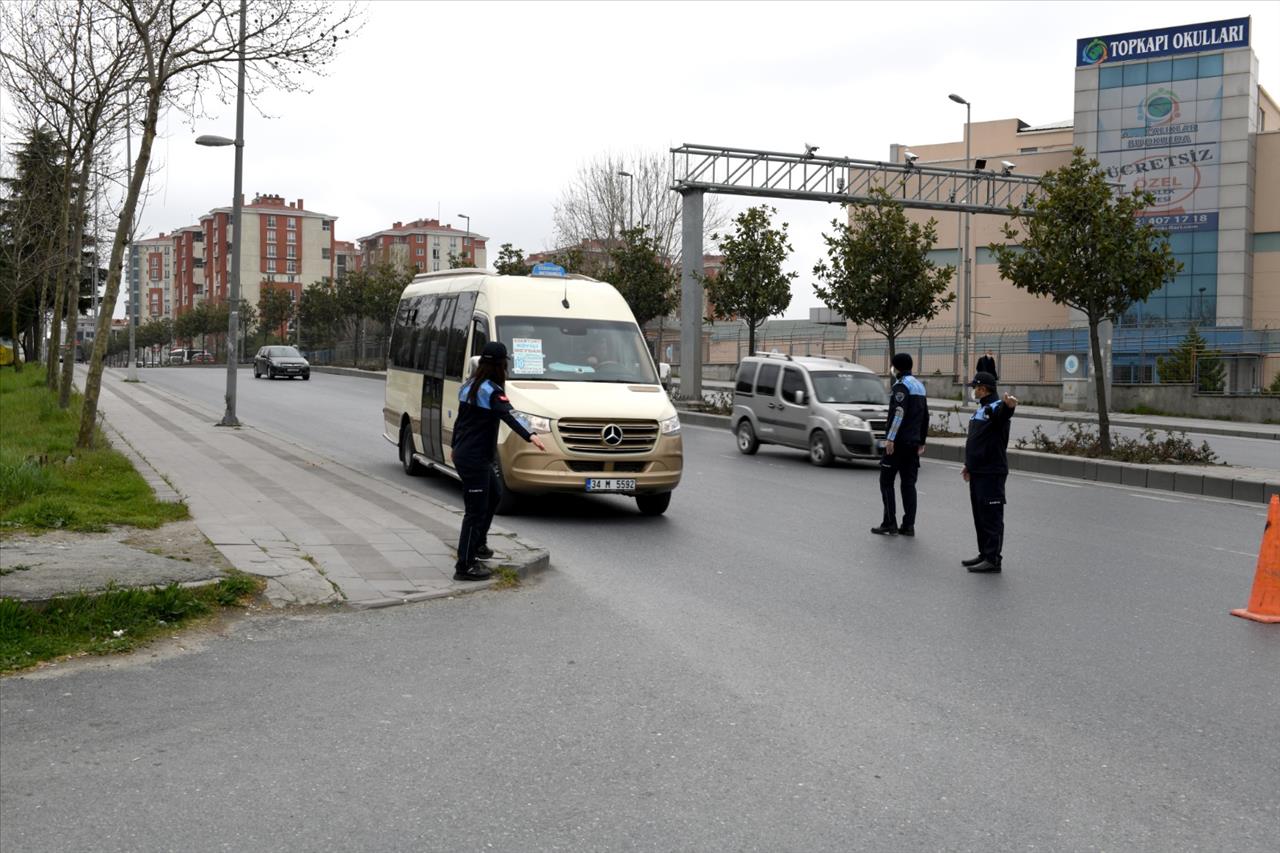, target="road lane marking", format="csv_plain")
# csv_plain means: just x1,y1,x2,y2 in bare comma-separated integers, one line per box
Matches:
1031,478,1082,488
1213,546,1257,558
1127,493,1182,503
